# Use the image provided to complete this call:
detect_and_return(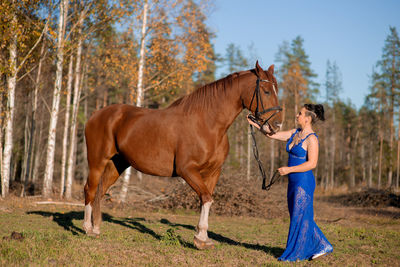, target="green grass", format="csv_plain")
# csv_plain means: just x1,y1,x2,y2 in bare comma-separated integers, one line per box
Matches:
0,202,399,266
